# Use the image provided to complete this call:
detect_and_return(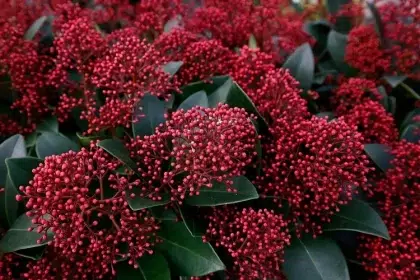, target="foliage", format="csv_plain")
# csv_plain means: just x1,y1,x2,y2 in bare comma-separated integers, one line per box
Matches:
0,0,419,279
